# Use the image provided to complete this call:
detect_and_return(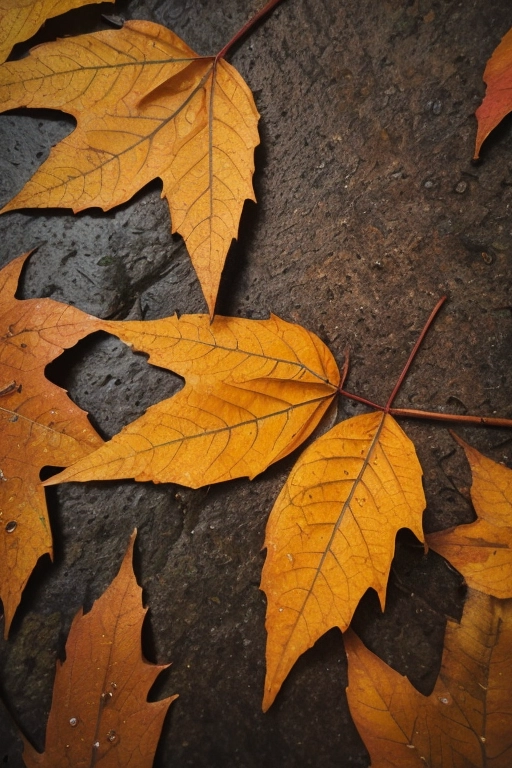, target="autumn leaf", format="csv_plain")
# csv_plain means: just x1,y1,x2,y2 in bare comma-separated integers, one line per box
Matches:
0,0,113,65
0,252,103,636
22,530,177,767
260,411,426,711
345,588,512,767
43,313,339,488
0,18,260,315
428,435,512,599
474,26,512,158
